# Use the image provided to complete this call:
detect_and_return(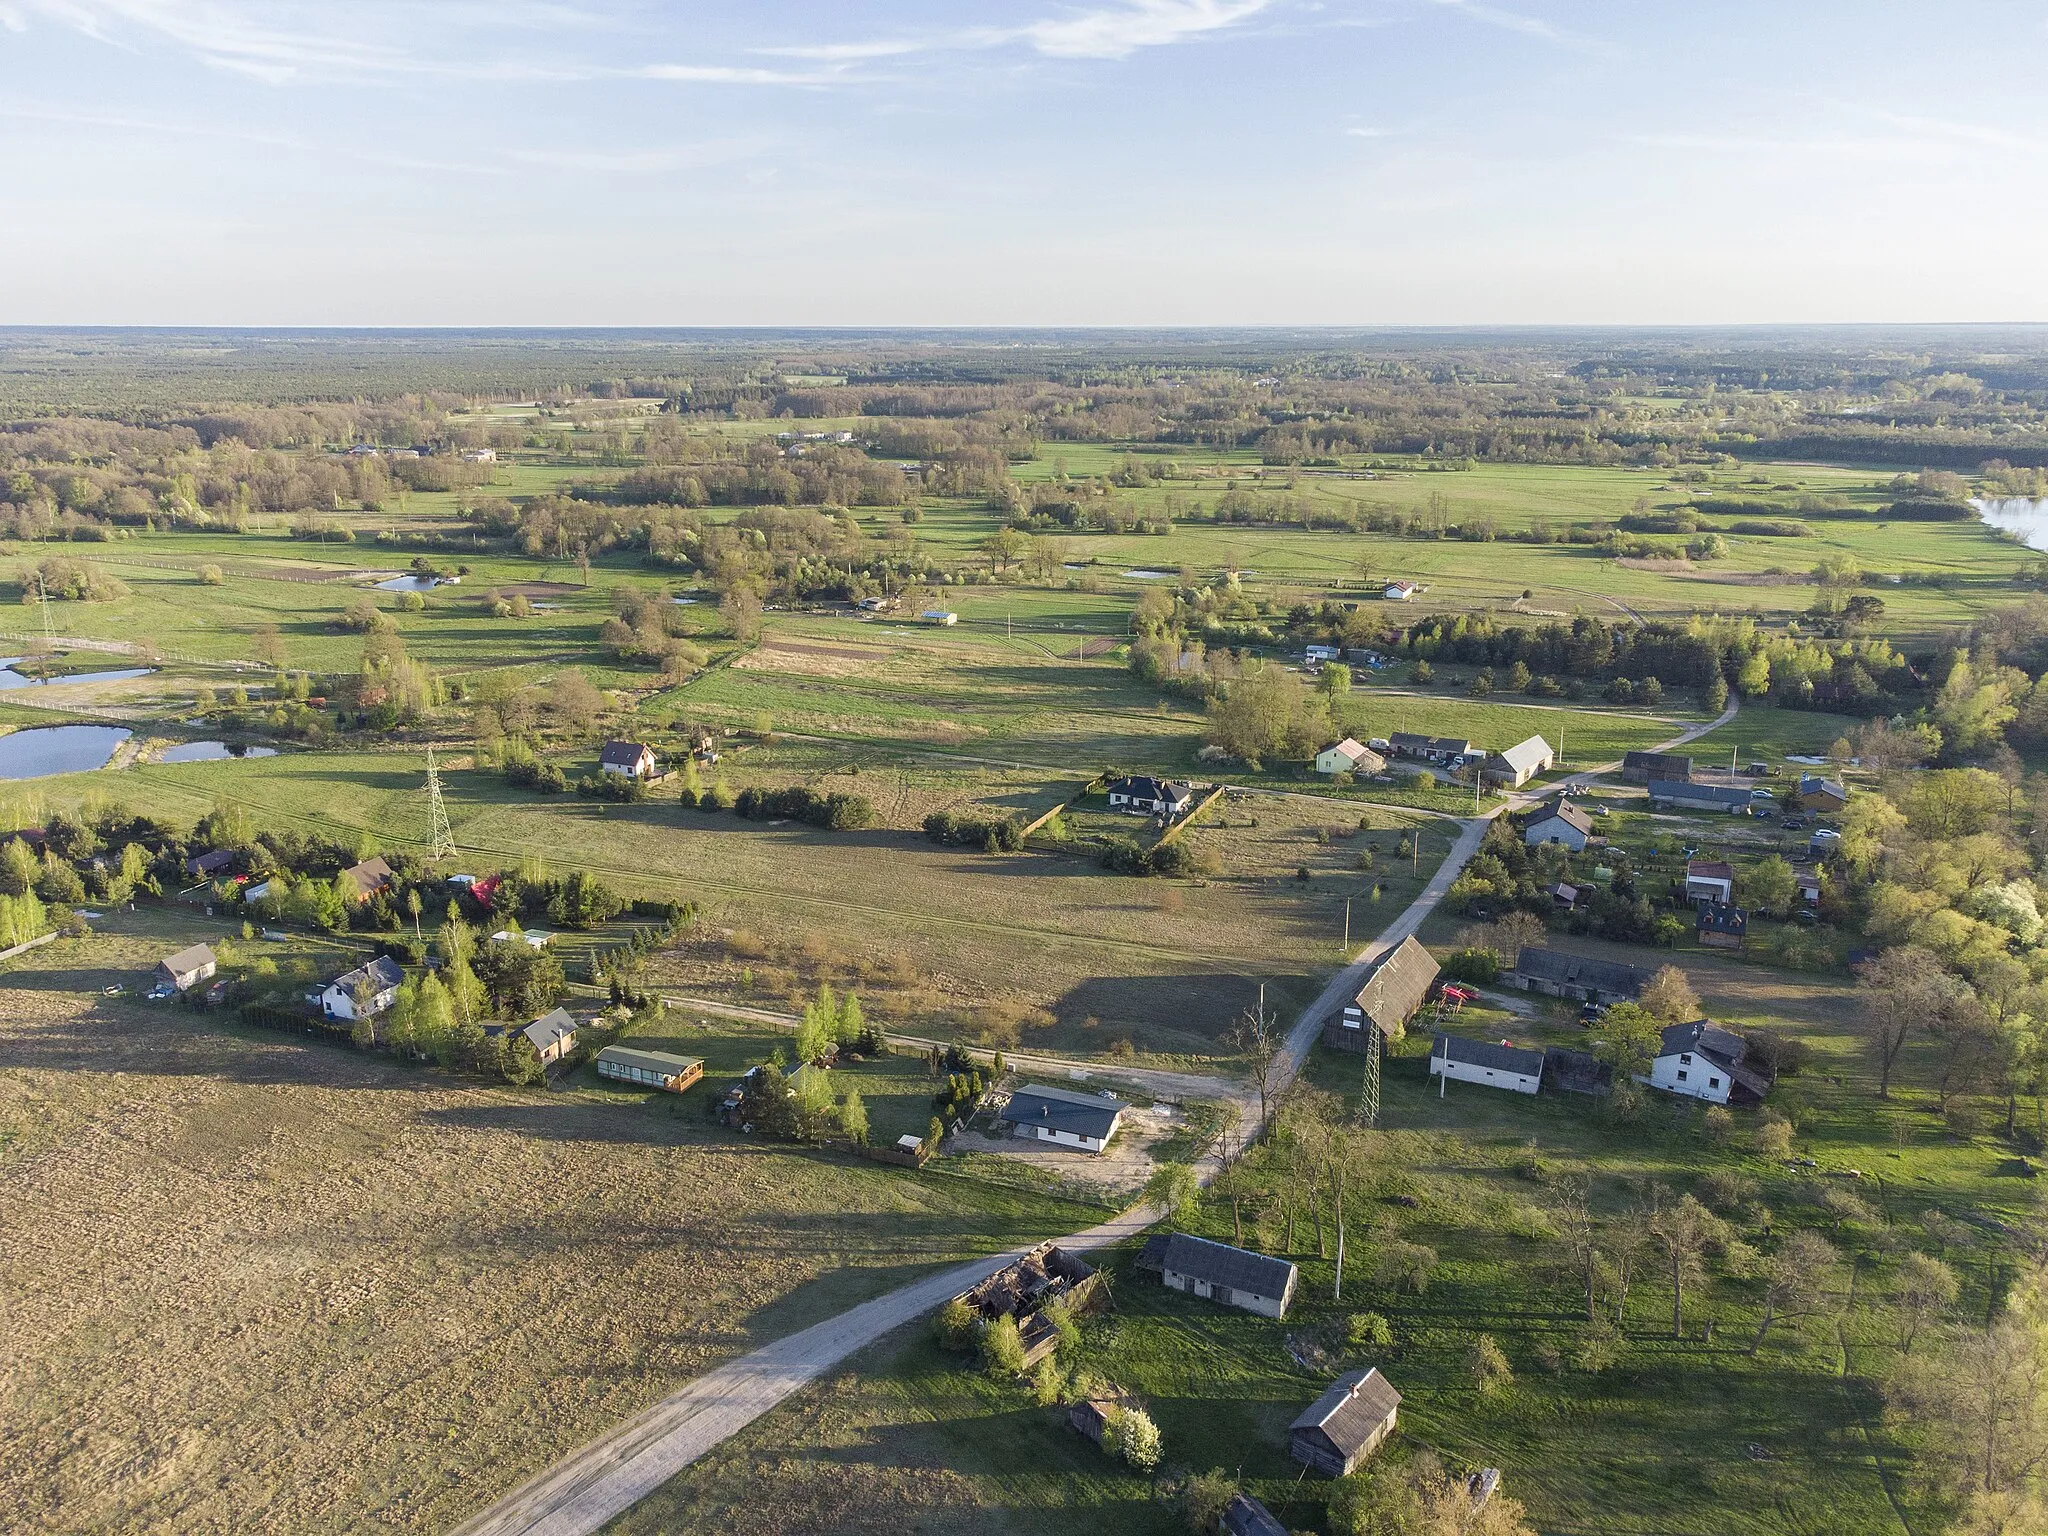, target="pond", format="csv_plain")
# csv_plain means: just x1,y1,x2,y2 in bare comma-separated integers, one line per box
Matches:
157,741,279,763
0,657,154,690
0,725,131,779
1972,497,2048,551
1122,569,1177,580
372,575,444,592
